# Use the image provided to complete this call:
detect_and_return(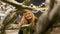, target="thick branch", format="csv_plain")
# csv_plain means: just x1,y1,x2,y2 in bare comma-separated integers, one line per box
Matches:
1,0,35,11
23,0,34,6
